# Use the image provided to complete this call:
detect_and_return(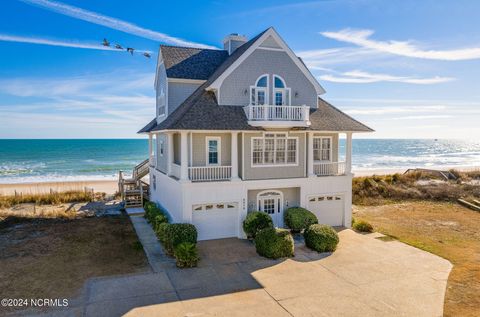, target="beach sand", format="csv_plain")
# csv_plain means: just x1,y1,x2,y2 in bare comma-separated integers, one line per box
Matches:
0,180,119,196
